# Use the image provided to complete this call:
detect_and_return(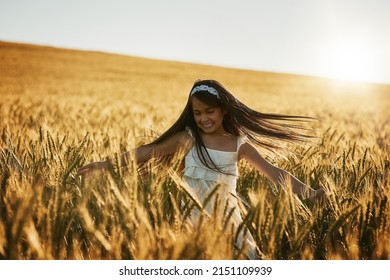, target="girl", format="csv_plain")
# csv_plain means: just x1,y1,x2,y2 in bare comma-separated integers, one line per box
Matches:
77,79,325,259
